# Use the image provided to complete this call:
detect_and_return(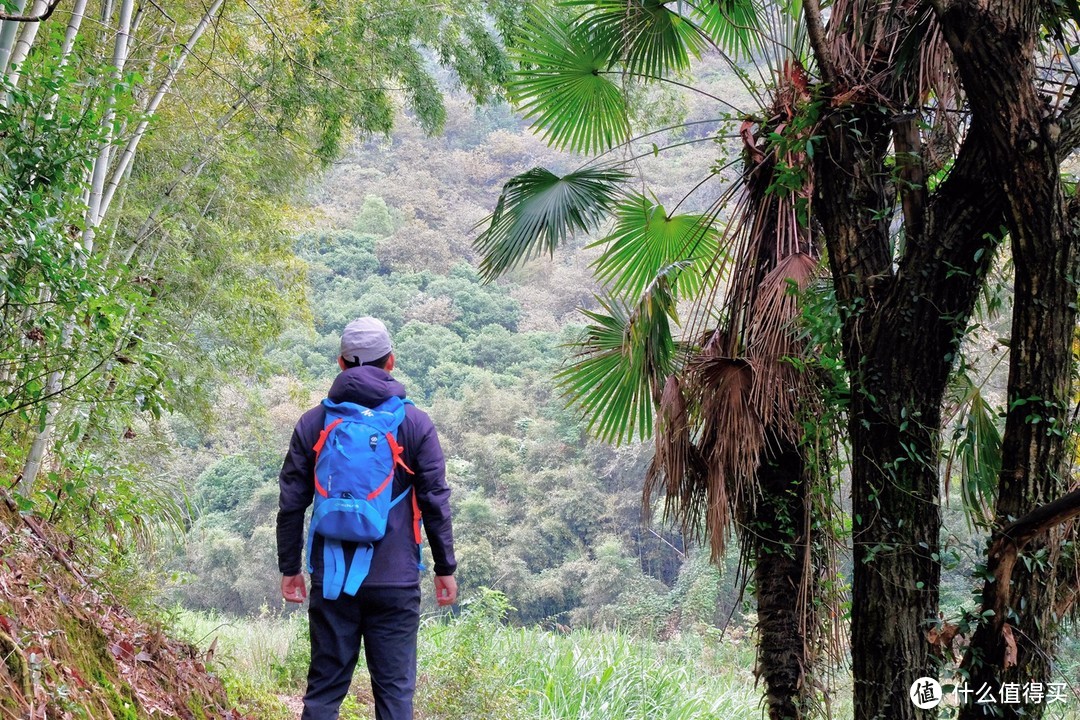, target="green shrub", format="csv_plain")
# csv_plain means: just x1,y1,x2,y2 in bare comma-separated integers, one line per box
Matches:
416,589,527,720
